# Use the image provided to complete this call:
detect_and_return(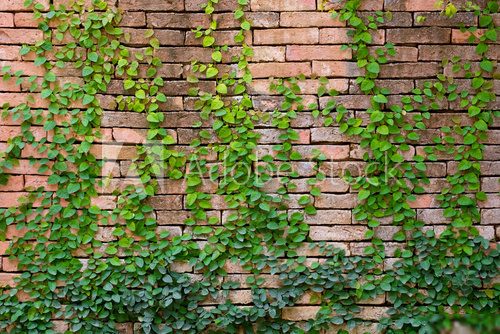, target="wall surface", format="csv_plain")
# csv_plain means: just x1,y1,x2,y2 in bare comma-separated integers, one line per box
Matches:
0,0,499,332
